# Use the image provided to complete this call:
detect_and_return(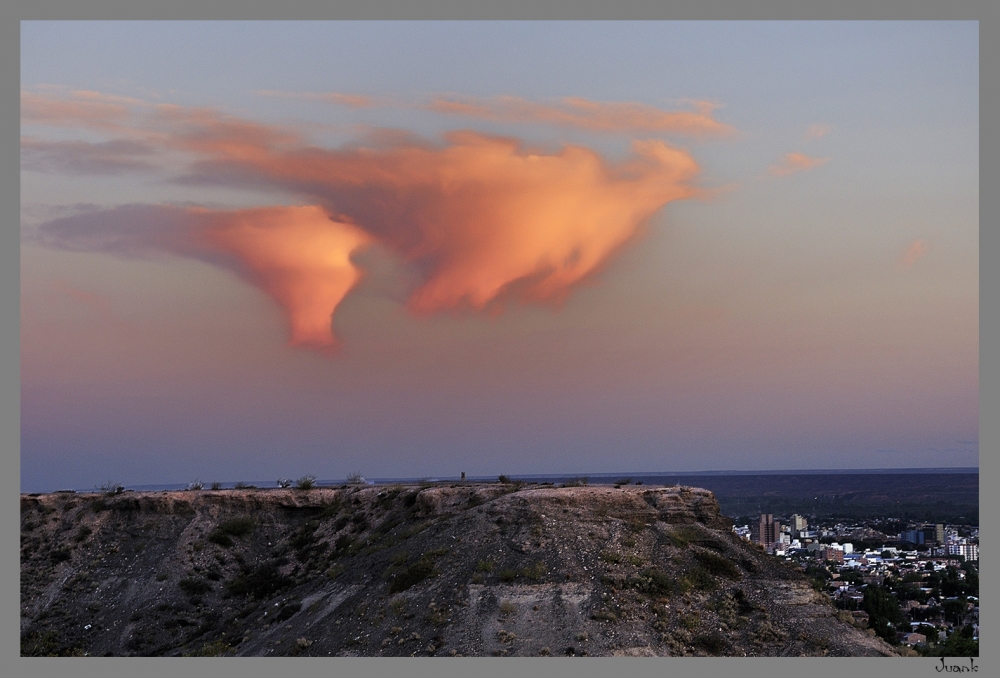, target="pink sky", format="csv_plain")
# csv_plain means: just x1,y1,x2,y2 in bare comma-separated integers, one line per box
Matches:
20,22,978,490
